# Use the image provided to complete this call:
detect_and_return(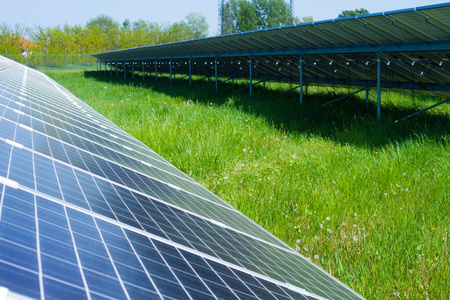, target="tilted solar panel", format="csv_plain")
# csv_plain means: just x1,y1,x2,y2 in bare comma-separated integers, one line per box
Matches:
0,57,364,299
92,3,450,97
